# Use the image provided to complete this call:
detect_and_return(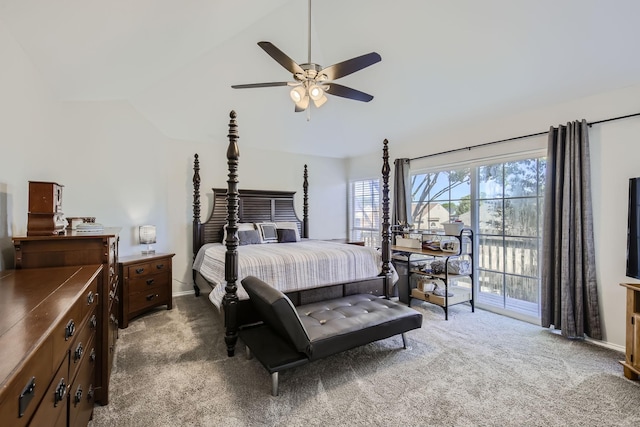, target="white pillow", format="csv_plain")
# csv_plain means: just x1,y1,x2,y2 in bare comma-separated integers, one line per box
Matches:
223,222,256,242
256,222,278,243
275,221,301,241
